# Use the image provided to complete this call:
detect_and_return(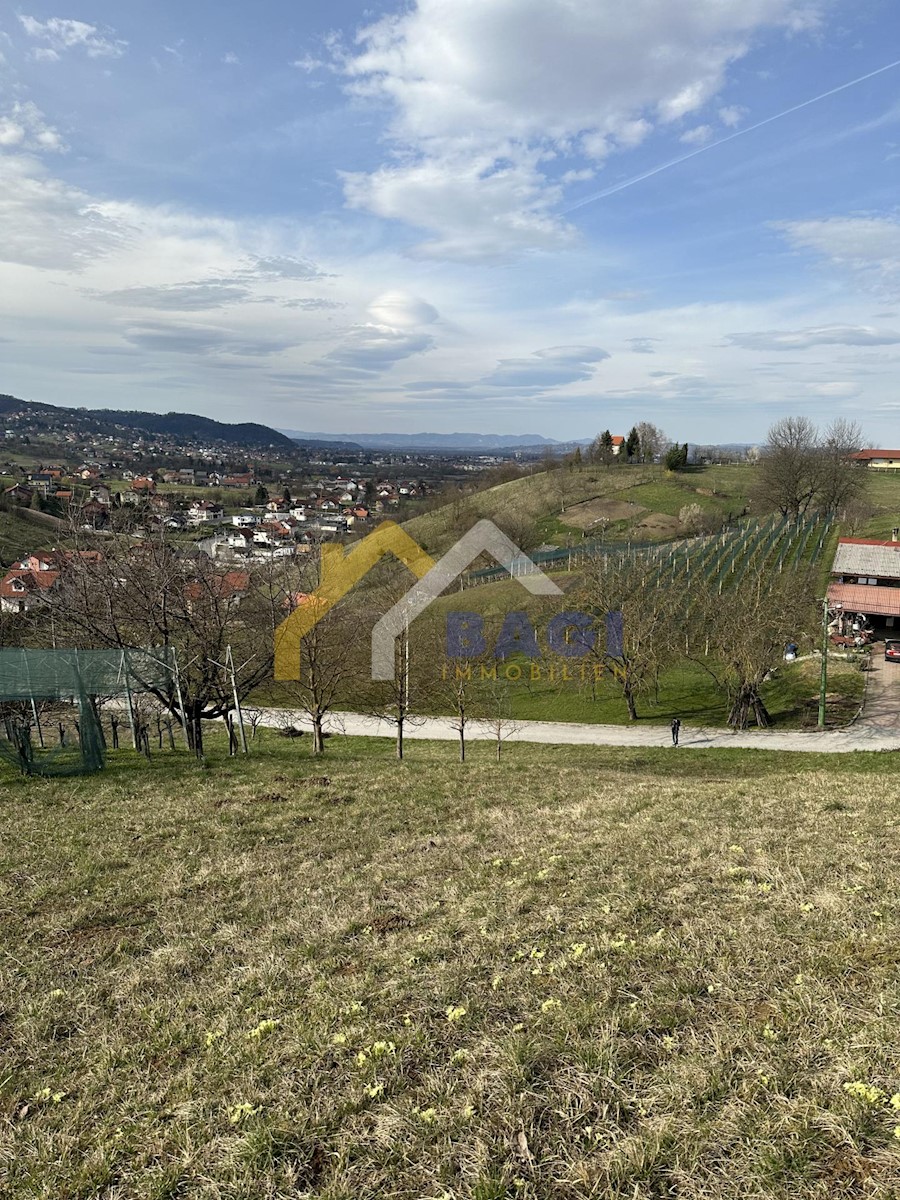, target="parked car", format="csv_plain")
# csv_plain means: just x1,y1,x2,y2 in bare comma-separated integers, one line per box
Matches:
885,640,900,662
